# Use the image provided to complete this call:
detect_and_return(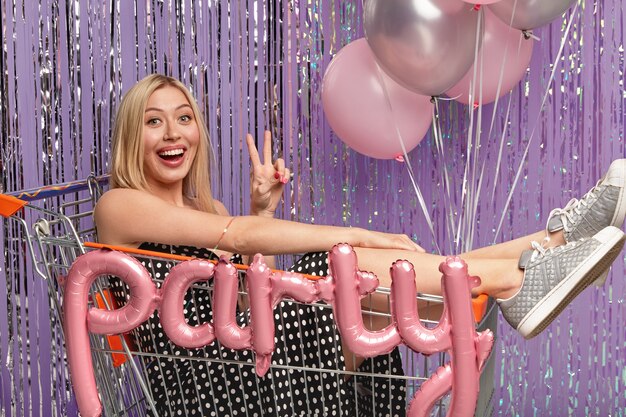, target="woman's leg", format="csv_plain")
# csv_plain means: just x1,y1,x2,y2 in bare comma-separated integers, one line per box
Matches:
353,229,569,300
355,183,625,298
461,230,564,260
353,247,522,299
355,224,625,339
